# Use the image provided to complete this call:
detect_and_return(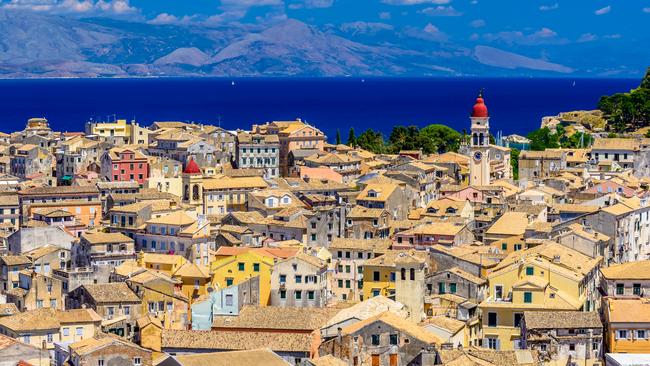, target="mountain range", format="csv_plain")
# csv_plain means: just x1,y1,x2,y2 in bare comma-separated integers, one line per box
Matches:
0,10,644,78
